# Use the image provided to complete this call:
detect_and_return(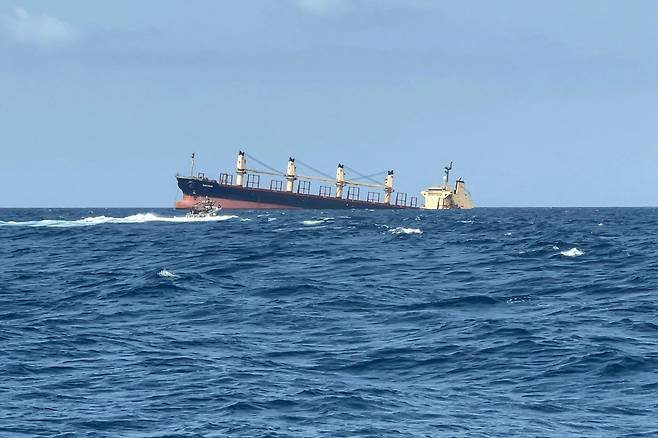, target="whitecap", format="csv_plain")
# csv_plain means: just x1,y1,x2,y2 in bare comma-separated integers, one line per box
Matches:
302,217,333,226
504,232,512,236
0,213,240,227
158,269,179,278
552,245,560,250
302,220,325,225
389,227,423,235
267,217,277,222
561,247,584,257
